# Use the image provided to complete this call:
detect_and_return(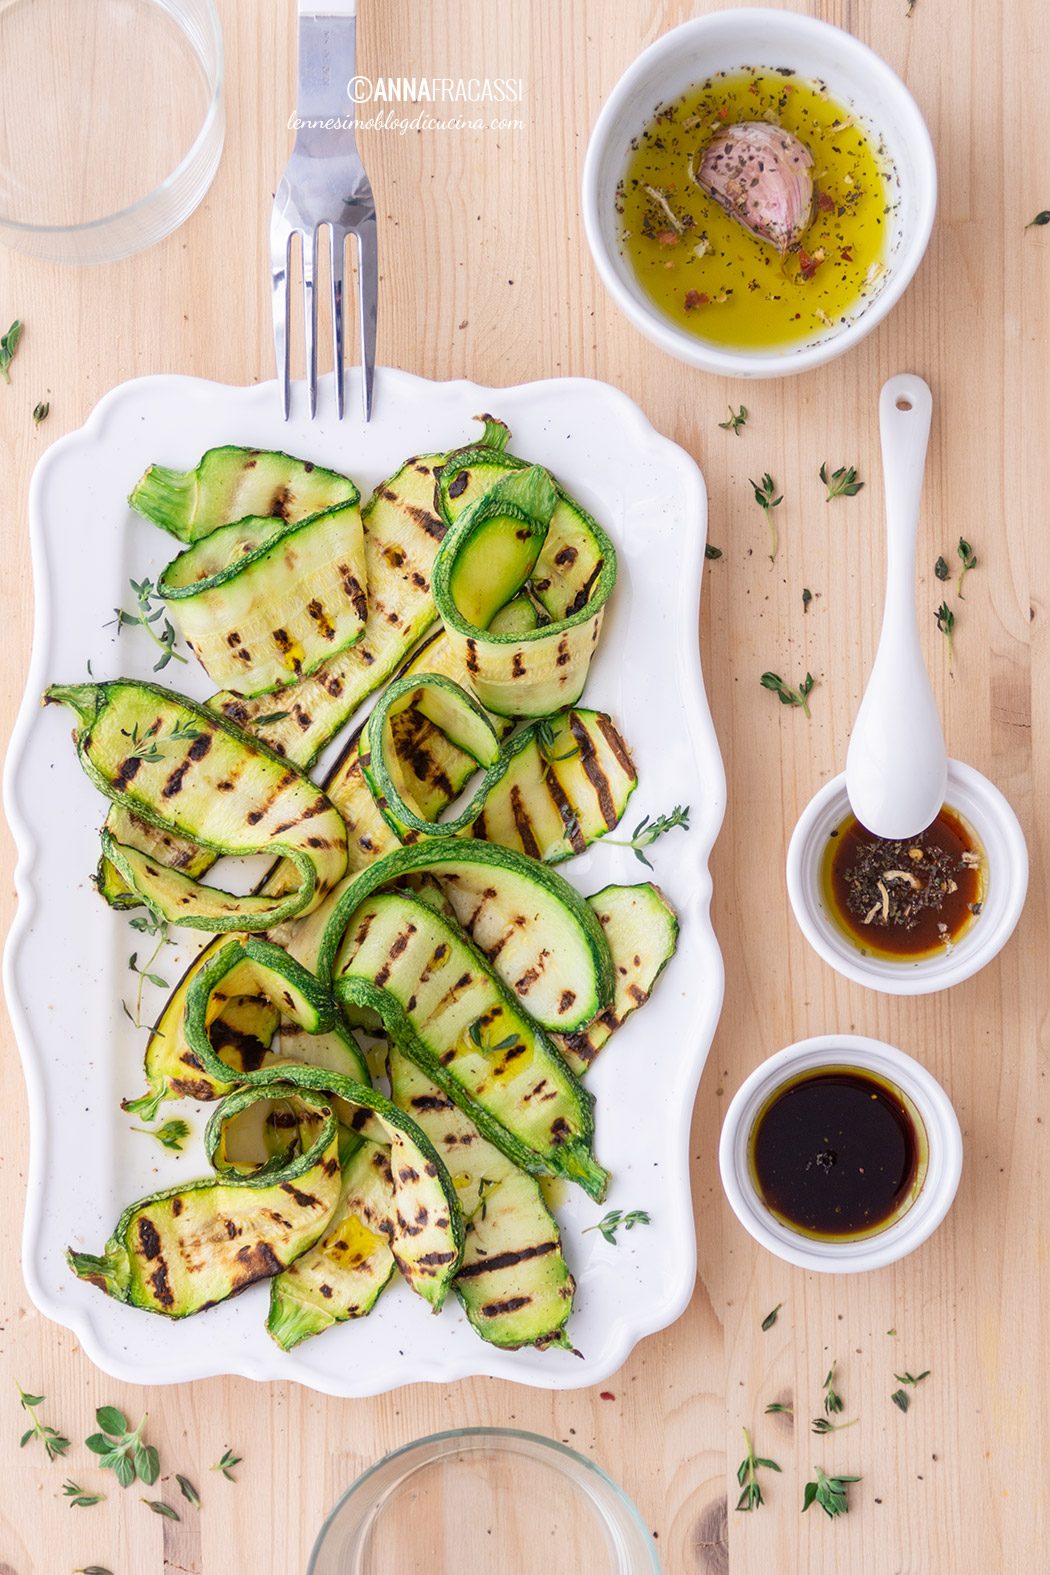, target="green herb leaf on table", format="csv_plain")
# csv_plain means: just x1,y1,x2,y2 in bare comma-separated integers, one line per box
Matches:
211,1446,242,1481
823,1362,844,1415
0,319,23,383
583,1208,651,1245
891,1389,910,1412
802,1466,861,1518
895,1369,930,1385
131,1118,191,1154
765,1402,794,1417
63,1480,105,1509
749,473,783,562
761,671,815,718
75,1568,115,1574
176,1473,202,1509
142,1498,180,1520
16,1385,70,1461
761,1303,782,1331
811,1415,858,1434
956,538,977,597
107,576,188,672
85,1409,158,1488
802,587,812,613
934,555,950,581
735,1427,780,1512
935,601,955,670
1027,210,1050,227
819,462,864,500
33,400,49,426
719,404,748,435
604,805,690,869
705,544,723,560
